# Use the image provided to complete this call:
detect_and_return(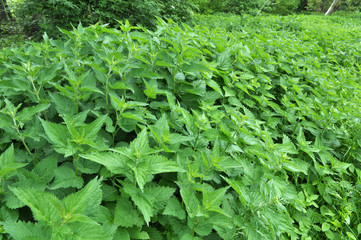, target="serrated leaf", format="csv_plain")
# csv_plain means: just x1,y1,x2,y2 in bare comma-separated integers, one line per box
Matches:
175,72,185,81
133,162,151,191
144,186,175,213
276,135,298,154
50,166,84,190
149,114,169,144
168,133,193,145
123,183,153,225
17,104,50,122
66,222,110,240
4,190,26,209
179,185,201,218
3,221,51,240
283,158,309,175
202,187,229,214
114,197,141,227
31,155,58,184
163,196,186,220
206,79,223,96
79,152,127,174
222,177,249,206
49,92,77,115
9,188,63,224
130,128,152,156
82,115,106,141
0,144,27,180
239,132,258,145
63,178,102,216
40,119,70,153
128,227,150,239
147,155,185,174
